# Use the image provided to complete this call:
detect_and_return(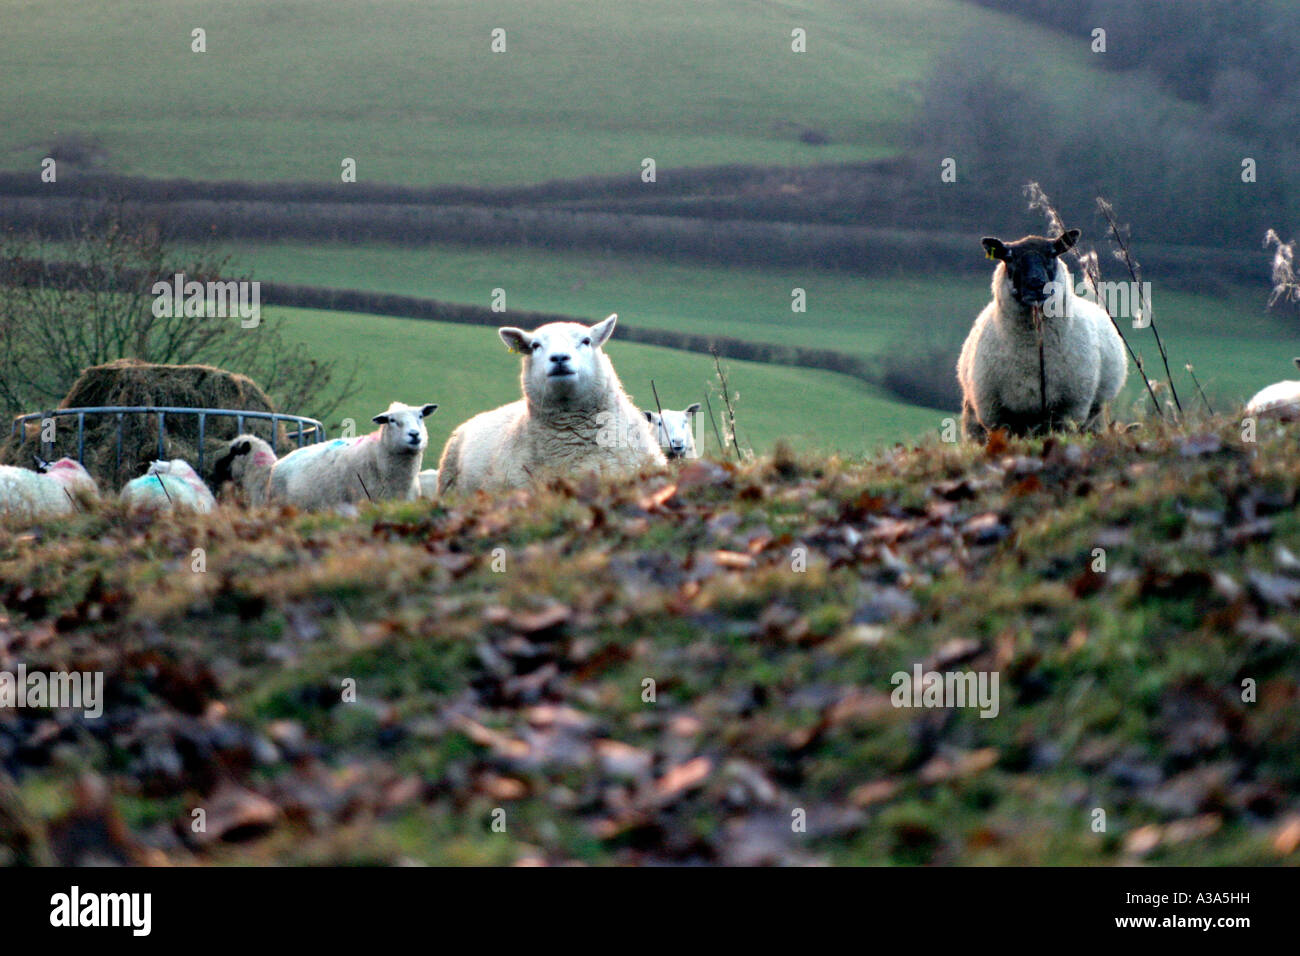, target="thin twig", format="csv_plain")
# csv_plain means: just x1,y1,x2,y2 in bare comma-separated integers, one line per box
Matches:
1097,199,1182,415
1026,182,1162,419
356,473,372,501
154,472,173,507
703,392,725,456
1081,253,1164,419
710,346,742,462
650,378,666,448
1032,304,1048,424
1185,364,1215,416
